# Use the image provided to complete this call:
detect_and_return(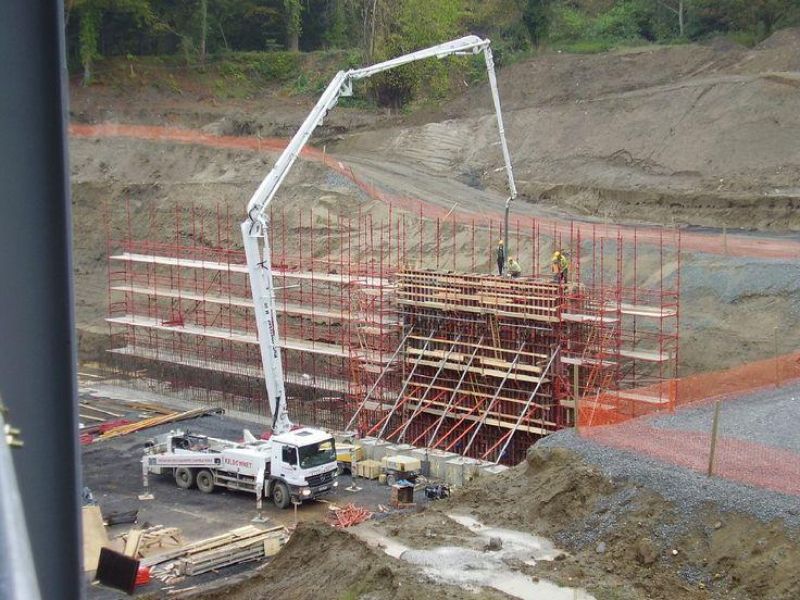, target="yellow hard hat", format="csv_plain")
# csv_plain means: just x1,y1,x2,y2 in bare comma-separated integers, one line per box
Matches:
498,239,504,245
